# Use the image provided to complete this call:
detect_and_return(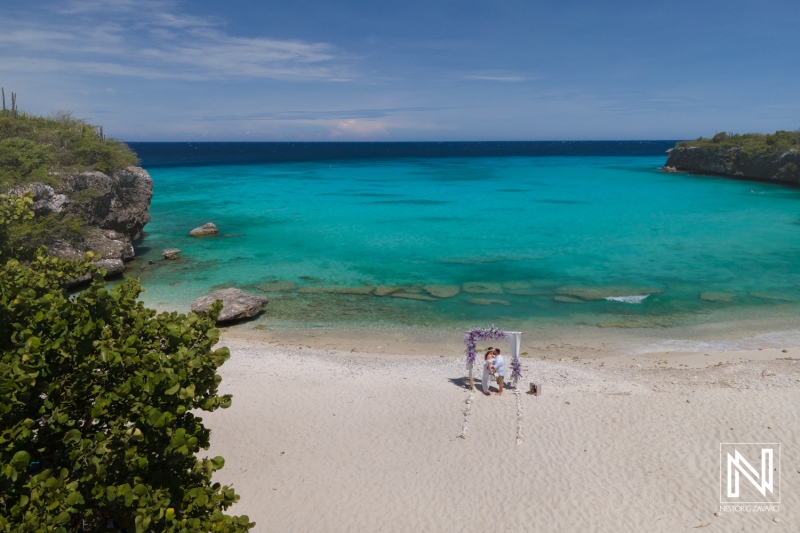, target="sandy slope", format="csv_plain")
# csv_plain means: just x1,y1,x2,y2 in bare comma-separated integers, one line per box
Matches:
204,339,800,532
